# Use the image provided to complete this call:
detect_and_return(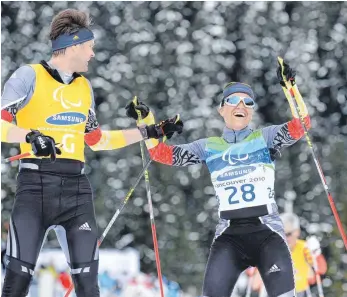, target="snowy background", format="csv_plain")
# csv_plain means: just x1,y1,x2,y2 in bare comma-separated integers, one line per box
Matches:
1,2,347,296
